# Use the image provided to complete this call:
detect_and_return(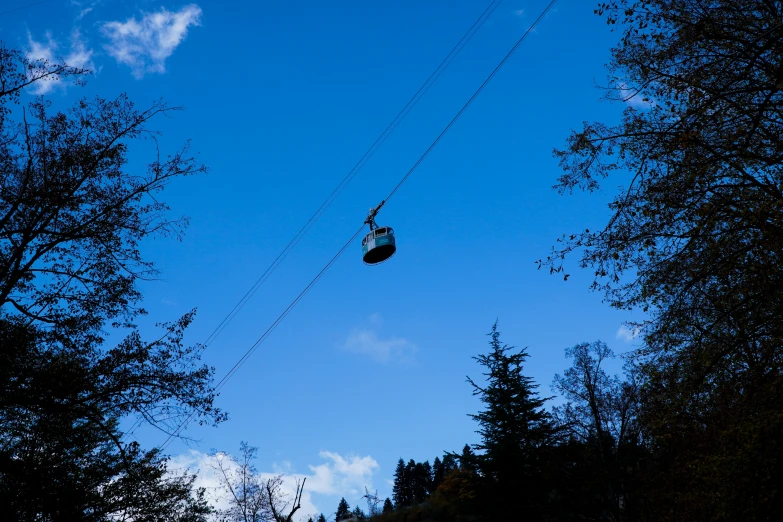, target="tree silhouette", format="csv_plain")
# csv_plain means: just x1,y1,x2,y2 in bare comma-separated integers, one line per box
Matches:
0,42,218,520
335,498,351,521
546,1,783,518
467,322,558,518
